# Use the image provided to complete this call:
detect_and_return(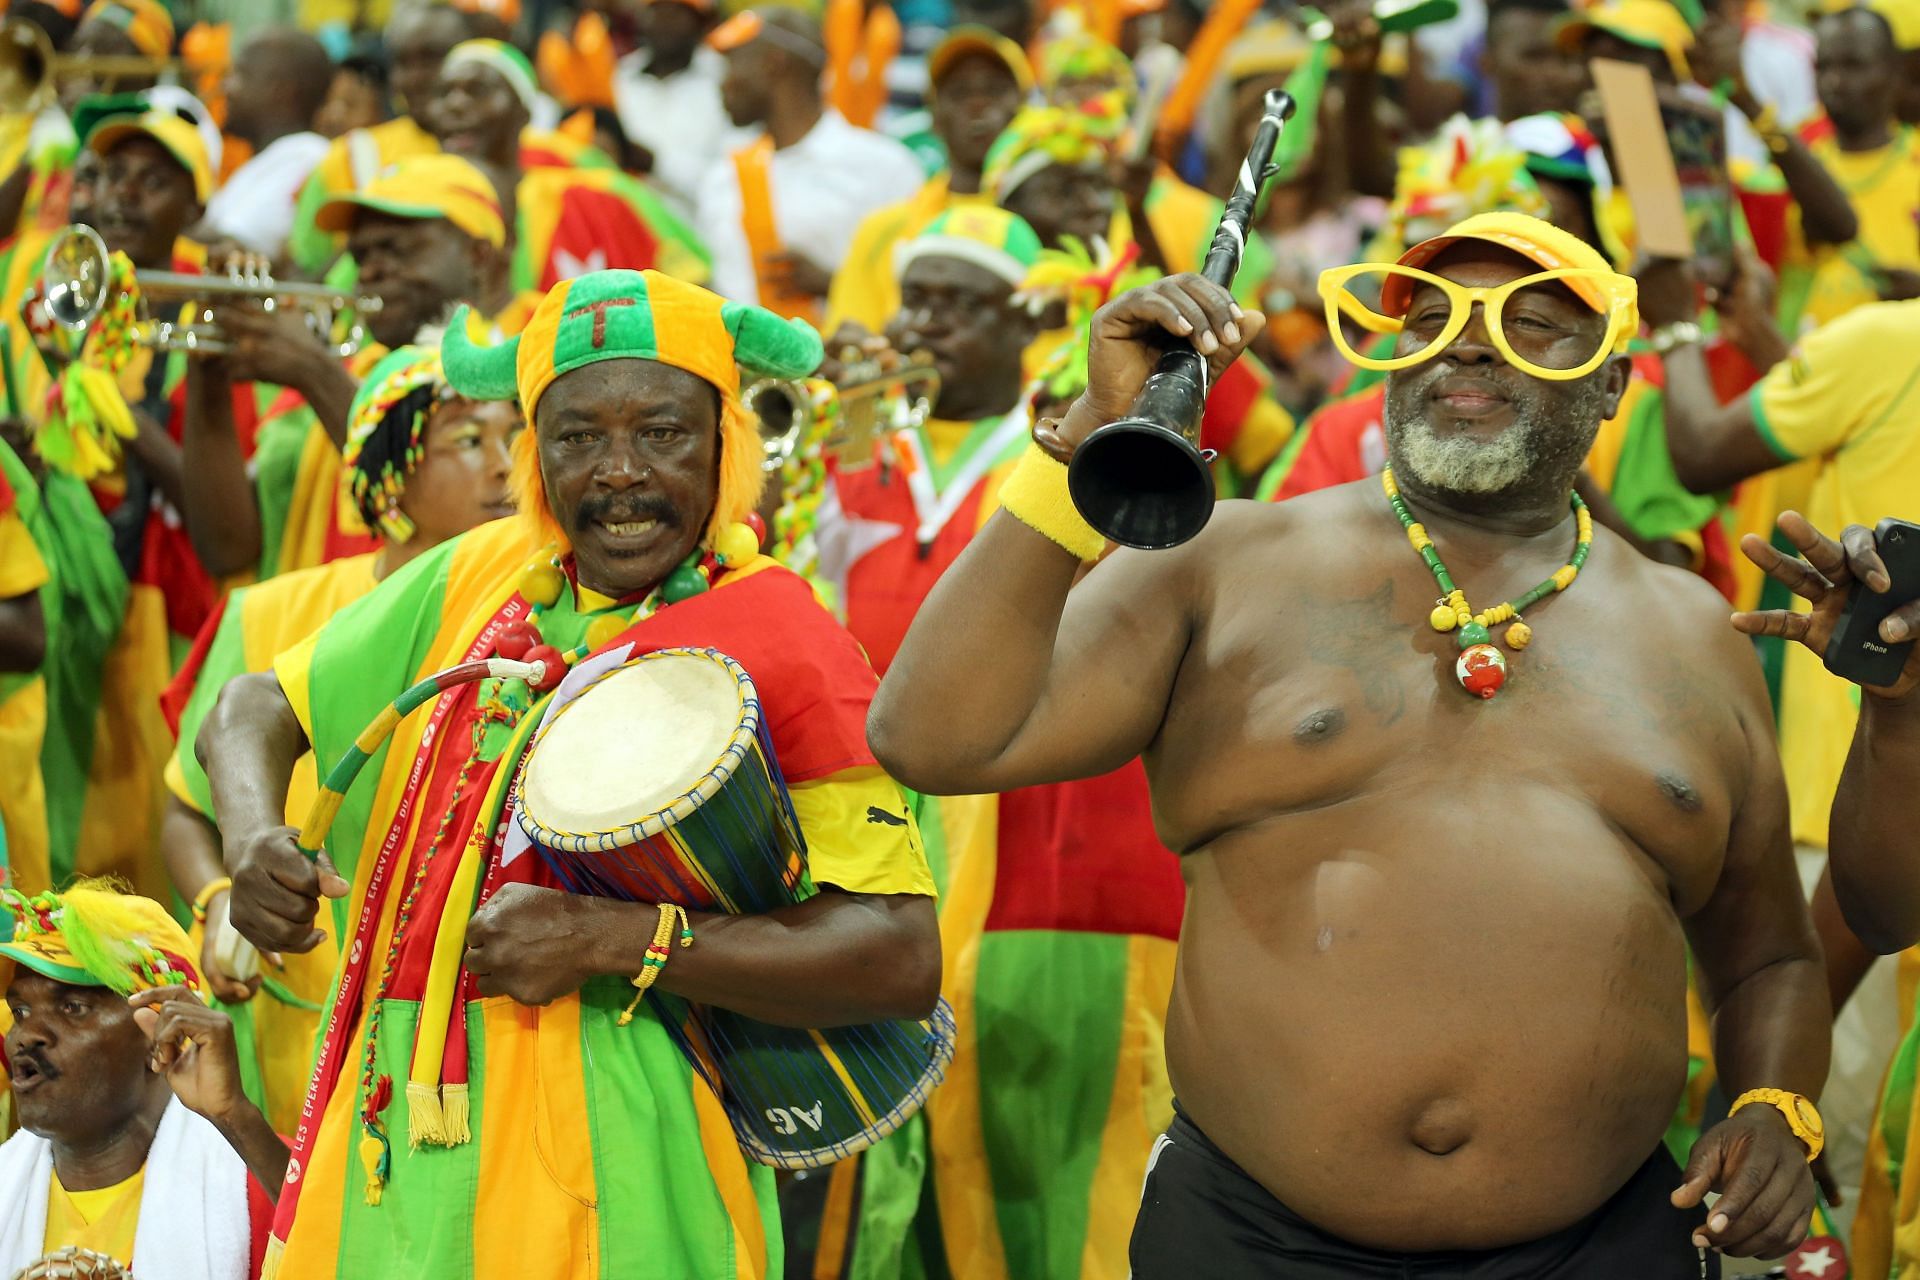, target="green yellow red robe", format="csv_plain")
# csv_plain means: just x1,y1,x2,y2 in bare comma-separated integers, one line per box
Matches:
263,518,932,1280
